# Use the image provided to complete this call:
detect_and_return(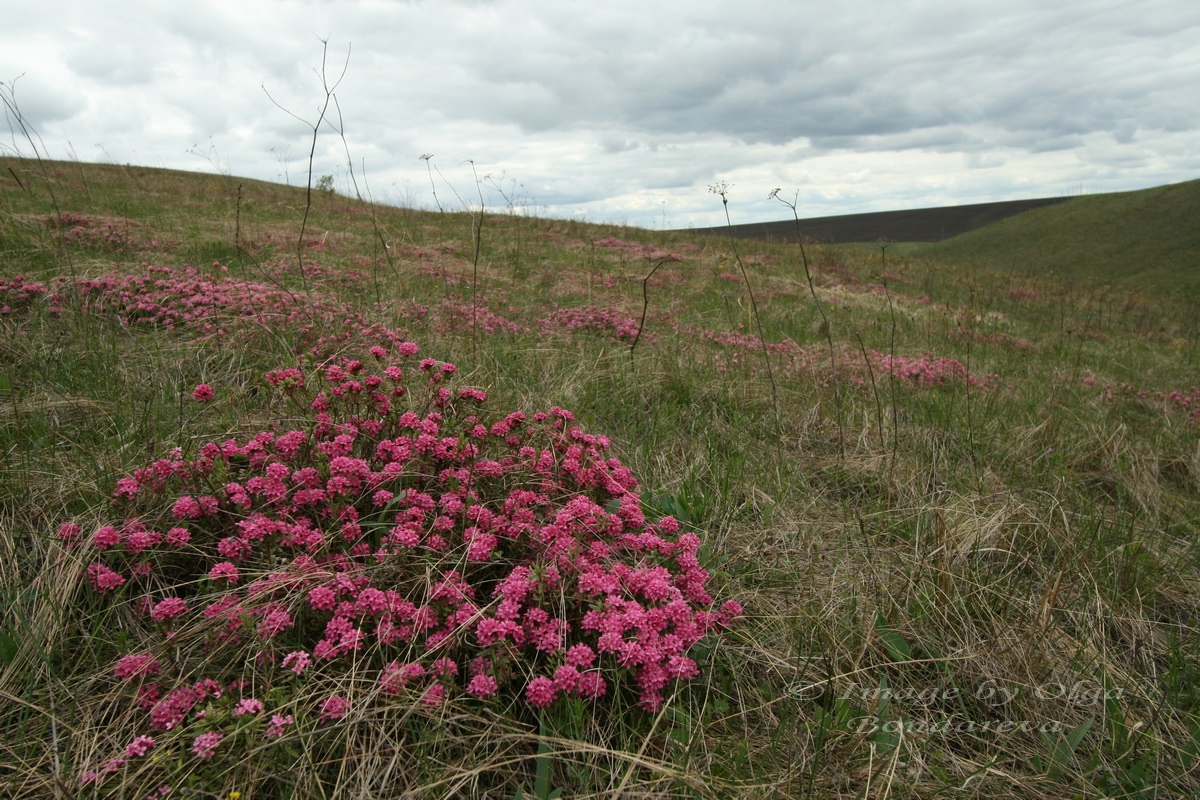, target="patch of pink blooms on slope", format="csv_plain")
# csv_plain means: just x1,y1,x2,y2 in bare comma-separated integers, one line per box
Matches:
69,345,742,783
